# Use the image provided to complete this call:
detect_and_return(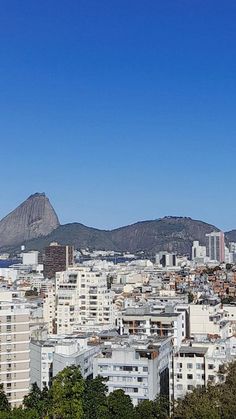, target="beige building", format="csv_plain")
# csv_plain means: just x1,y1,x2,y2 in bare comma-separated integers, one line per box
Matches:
43,285,56,334
55,267,114,334
0,290,30,407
